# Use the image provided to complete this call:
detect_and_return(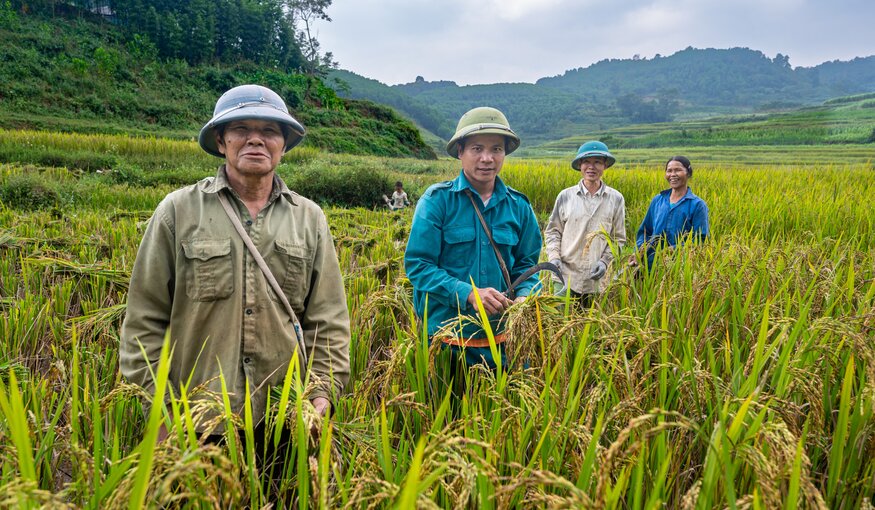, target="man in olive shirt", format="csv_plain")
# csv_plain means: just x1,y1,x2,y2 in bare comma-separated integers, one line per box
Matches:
120,85,350,430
